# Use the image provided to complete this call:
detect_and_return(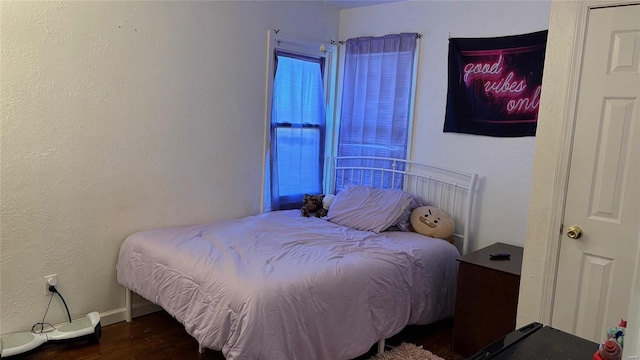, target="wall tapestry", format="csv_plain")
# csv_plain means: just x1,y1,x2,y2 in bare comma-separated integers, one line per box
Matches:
444,30,548,137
